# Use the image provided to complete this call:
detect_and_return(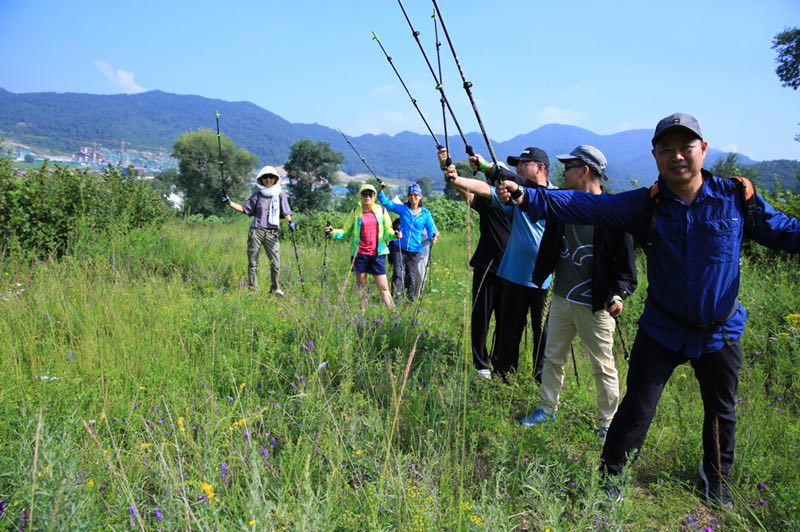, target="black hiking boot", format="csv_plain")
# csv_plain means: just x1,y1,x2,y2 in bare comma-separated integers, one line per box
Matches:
698,461,733,509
